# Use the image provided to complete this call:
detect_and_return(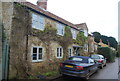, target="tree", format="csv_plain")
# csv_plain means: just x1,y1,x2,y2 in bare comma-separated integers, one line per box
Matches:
101,35,108,45
92,32,101,43
92,32,118,49
108,37,118,49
